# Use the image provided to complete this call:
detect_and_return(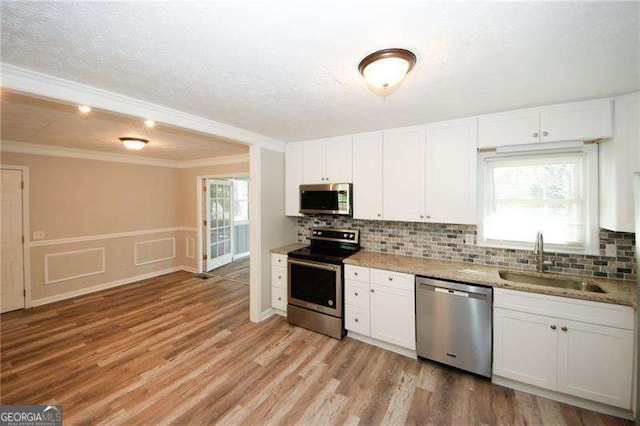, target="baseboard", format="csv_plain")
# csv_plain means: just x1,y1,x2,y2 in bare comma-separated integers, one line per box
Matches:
347,332,417,359
260,307,275,321
181,266,198,273
30,266,195,307
492,375,634,421
233,252,250,261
